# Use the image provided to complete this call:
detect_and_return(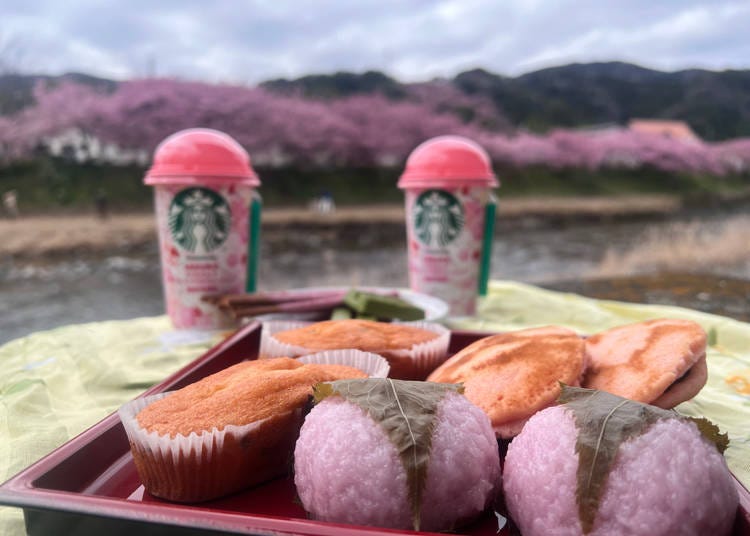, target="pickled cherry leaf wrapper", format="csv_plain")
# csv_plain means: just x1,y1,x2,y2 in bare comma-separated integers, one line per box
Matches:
688,416,730,454
313,378,463,531
558,385,676,534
